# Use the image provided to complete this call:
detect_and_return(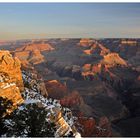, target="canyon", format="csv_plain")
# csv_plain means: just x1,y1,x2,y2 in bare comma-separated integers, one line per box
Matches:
0,38,140,137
